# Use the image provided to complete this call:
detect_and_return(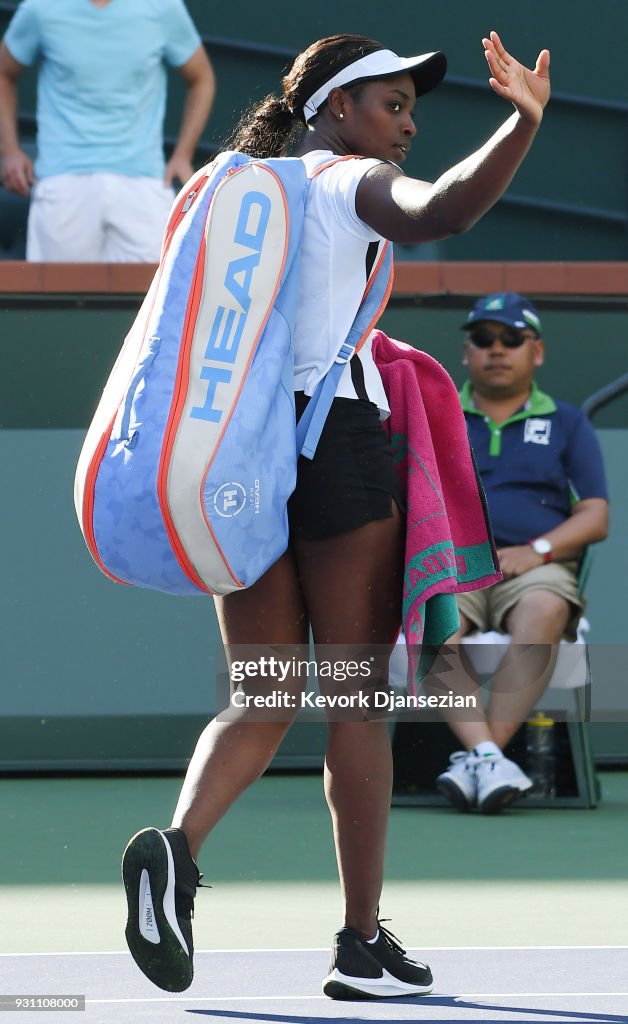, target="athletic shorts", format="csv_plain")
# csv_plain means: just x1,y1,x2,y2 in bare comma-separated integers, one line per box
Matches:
288,393,404,541
457,560,584,642
27,172,175,263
